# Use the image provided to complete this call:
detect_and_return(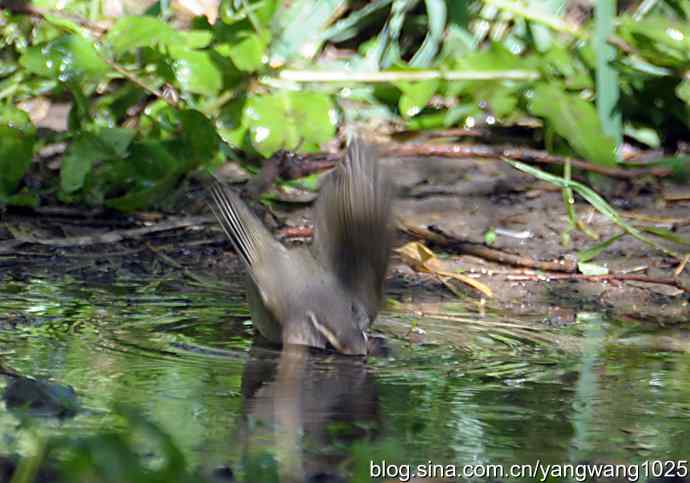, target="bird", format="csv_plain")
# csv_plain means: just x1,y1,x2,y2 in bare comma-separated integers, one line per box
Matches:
208,136,393,355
